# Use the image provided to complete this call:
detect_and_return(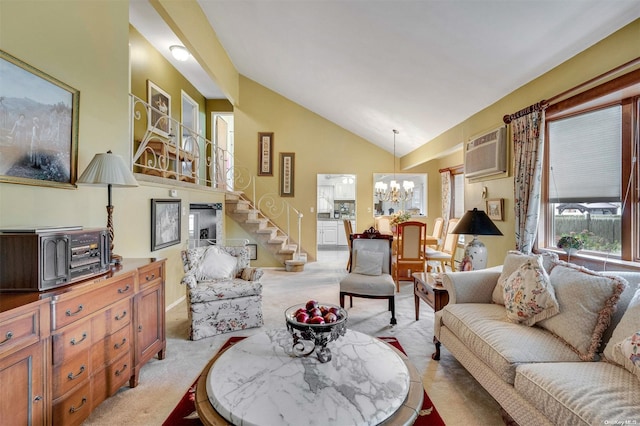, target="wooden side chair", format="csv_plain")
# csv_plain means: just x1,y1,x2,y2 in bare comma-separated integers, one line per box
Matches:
391,221,427,291
339,227,396,325
428,217,445,249
426,218,460,273
343,219,353,270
